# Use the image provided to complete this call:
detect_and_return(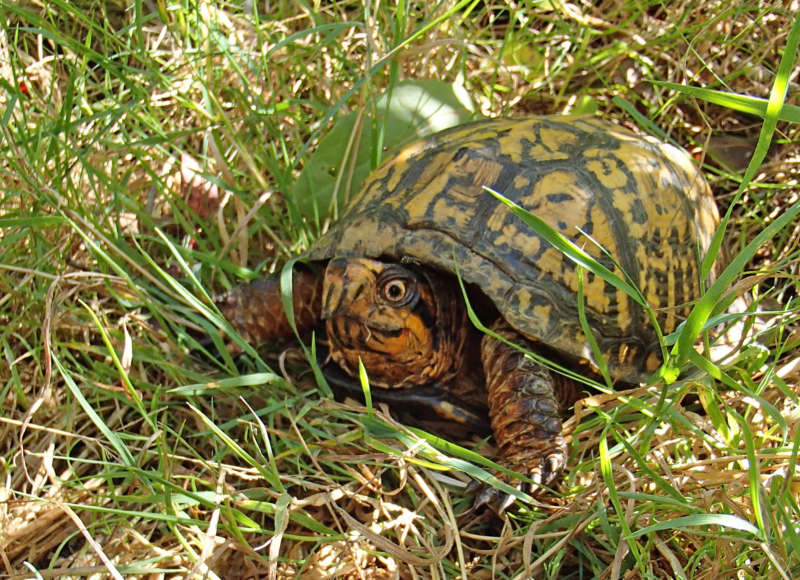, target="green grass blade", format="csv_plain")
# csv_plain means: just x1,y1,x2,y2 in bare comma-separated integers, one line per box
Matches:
630,514,764,541
652,82,800,123
674,196,800,362
576,266,613,388
53,353,136,468
187,403,284,491
599,429,643,565
486,187,646,307
279,259,333,398
80,300,155,432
